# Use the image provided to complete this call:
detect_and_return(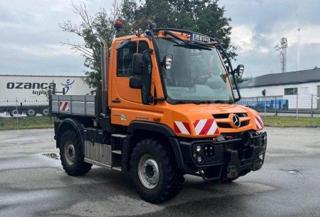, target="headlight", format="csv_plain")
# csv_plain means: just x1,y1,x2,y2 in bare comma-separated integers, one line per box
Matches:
192,143,216,165
196,145,201,152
